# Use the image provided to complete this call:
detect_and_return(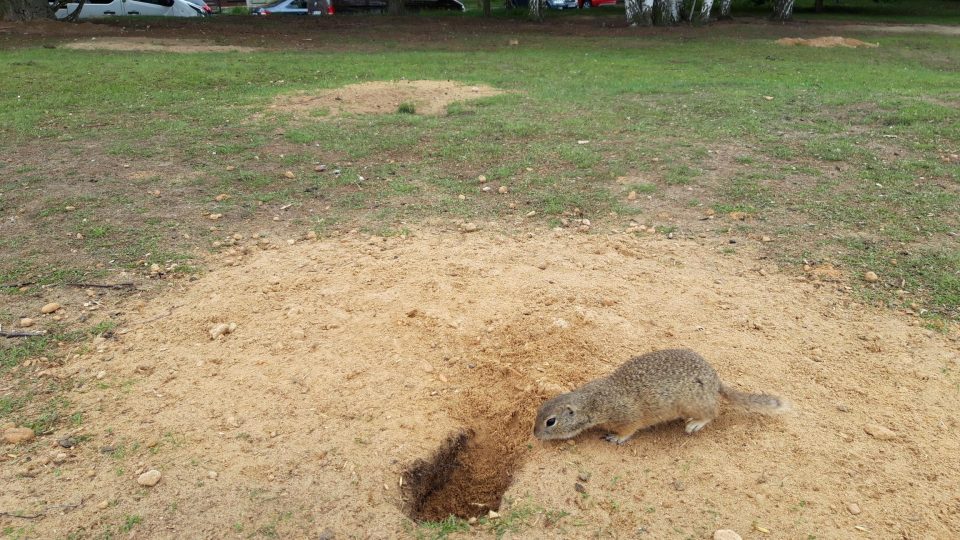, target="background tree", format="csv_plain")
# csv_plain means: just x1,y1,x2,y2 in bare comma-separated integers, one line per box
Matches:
387,0,403,15
0,0,50,20
718,0,732,19
528,0,542,20
771,0,794,20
